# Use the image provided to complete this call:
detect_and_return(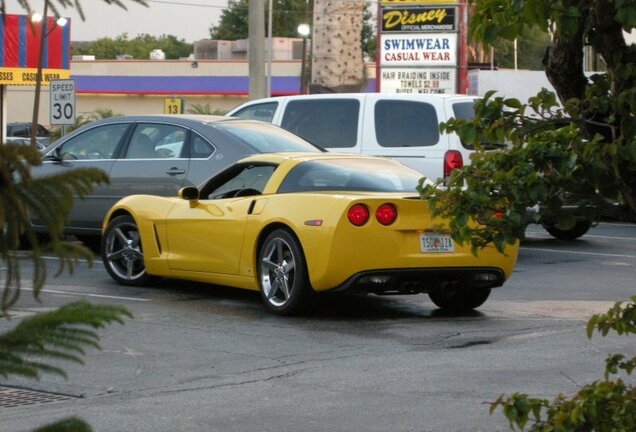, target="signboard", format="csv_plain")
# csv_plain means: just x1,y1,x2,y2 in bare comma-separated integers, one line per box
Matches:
380,68,457,94
377,0,466,94
0,15,71,86
382,7,456,32
49,79,76,125
164,97,184,114
381,33,457,66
